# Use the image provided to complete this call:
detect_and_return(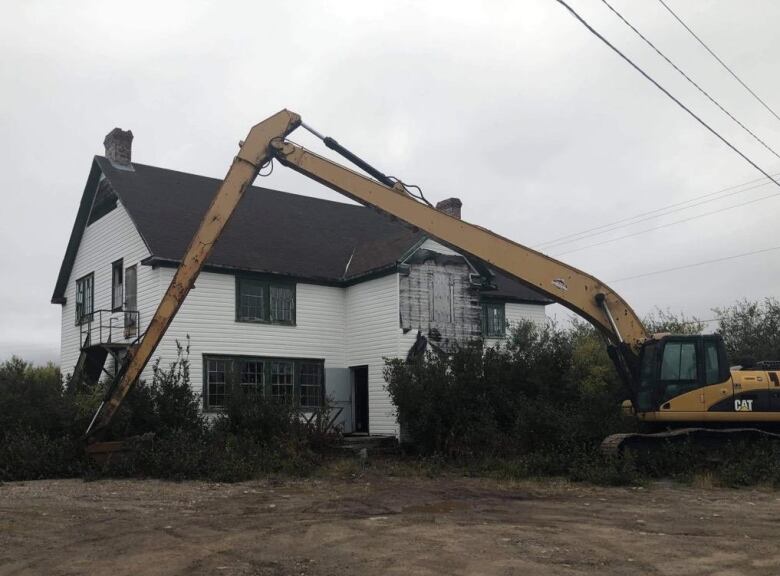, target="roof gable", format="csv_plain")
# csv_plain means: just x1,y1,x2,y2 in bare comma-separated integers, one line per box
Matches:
51,160,106,303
